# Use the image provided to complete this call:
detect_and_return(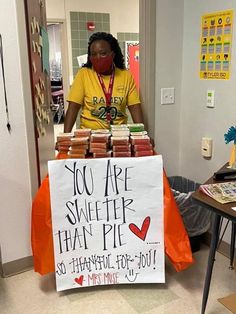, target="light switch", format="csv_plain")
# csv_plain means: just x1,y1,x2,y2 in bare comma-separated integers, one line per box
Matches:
161,88,175,105
206,90,215,108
